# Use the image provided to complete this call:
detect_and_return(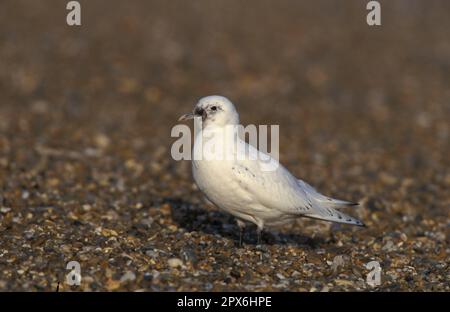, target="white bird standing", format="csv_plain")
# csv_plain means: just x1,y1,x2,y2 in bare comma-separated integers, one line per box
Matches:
179,95,364,246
